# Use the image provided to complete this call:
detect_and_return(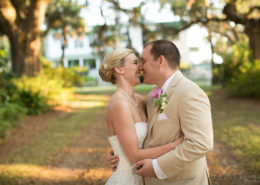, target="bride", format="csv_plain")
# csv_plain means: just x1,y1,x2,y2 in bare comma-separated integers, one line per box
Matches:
99,48,183,185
